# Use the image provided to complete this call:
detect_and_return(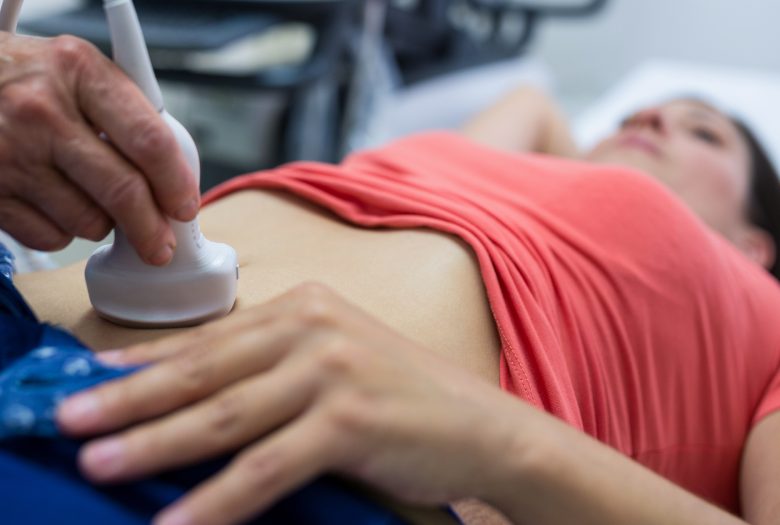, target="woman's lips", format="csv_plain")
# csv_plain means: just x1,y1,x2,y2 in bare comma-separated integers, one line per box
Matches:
615,133,662,156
